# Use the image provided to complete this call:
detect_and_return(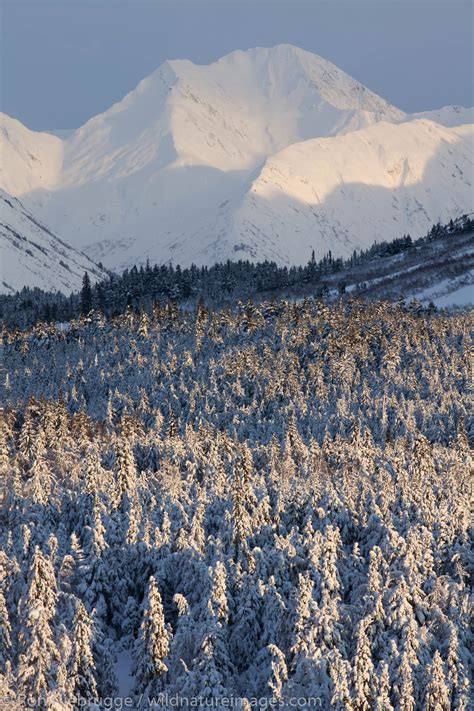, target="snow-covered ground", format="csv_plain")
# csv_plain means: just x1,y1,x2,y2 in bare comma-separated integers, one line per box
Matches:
115,649,135,699
415,279,473,307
